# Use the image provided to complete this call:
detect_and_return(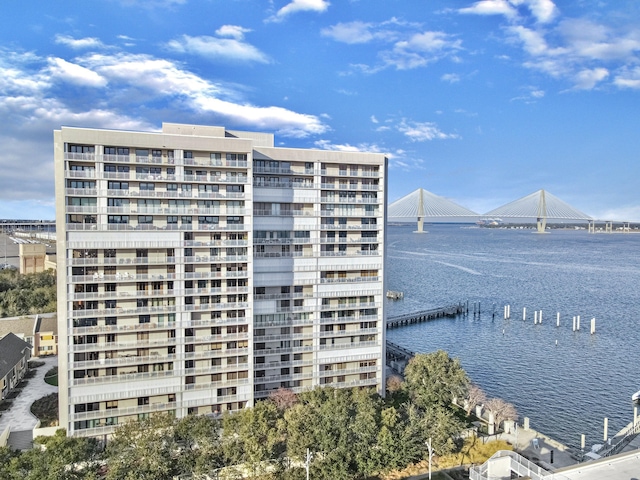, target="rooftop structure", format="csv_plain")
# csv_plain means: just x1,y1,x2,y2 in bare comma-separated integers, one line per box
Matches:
54,123,387,437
